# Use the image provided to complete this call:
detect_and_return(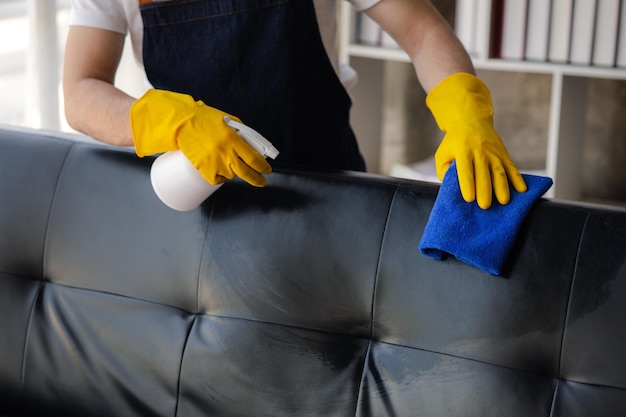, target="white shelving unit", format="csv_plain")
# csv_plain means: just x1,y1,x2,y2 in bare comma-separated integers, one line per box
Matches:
338,1,626,200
